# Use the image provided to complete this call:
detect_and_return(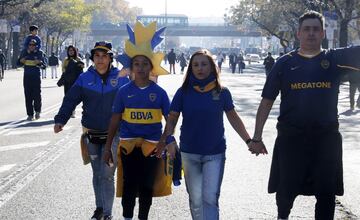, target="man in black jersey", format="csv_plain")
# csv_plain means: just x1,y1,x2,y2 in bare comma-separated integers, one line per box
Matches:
249,11,360,220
